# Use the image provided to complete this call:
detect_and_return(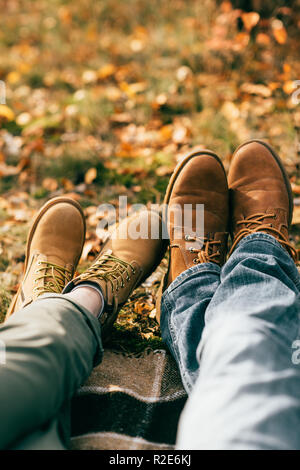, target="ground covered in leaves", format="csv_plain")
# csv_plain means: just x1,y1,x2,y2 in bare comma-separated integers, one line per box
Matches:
0,0,300,351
